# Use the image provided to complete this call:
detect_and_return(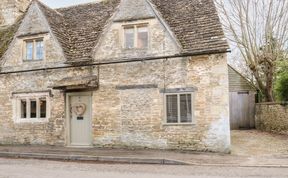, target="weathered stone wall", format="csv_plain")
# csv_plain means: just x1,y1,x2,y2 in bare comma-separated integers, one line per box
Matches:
91,54,230,152
94,18,180,61
1,2,66,68
0,0,230,153
0,67,91,145
0,2,80,146
256,103,288,135
0,0,30,27
0,54,230,153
